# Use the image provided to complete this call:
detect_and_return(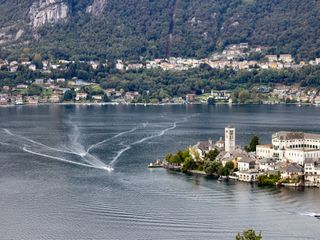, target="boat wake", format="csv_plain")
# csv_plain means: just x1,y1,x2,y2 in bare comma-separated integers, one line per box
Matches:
86,122,148,153
1,123,145,172
299,212,320,219
108,116,194,166
1,115,195,171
